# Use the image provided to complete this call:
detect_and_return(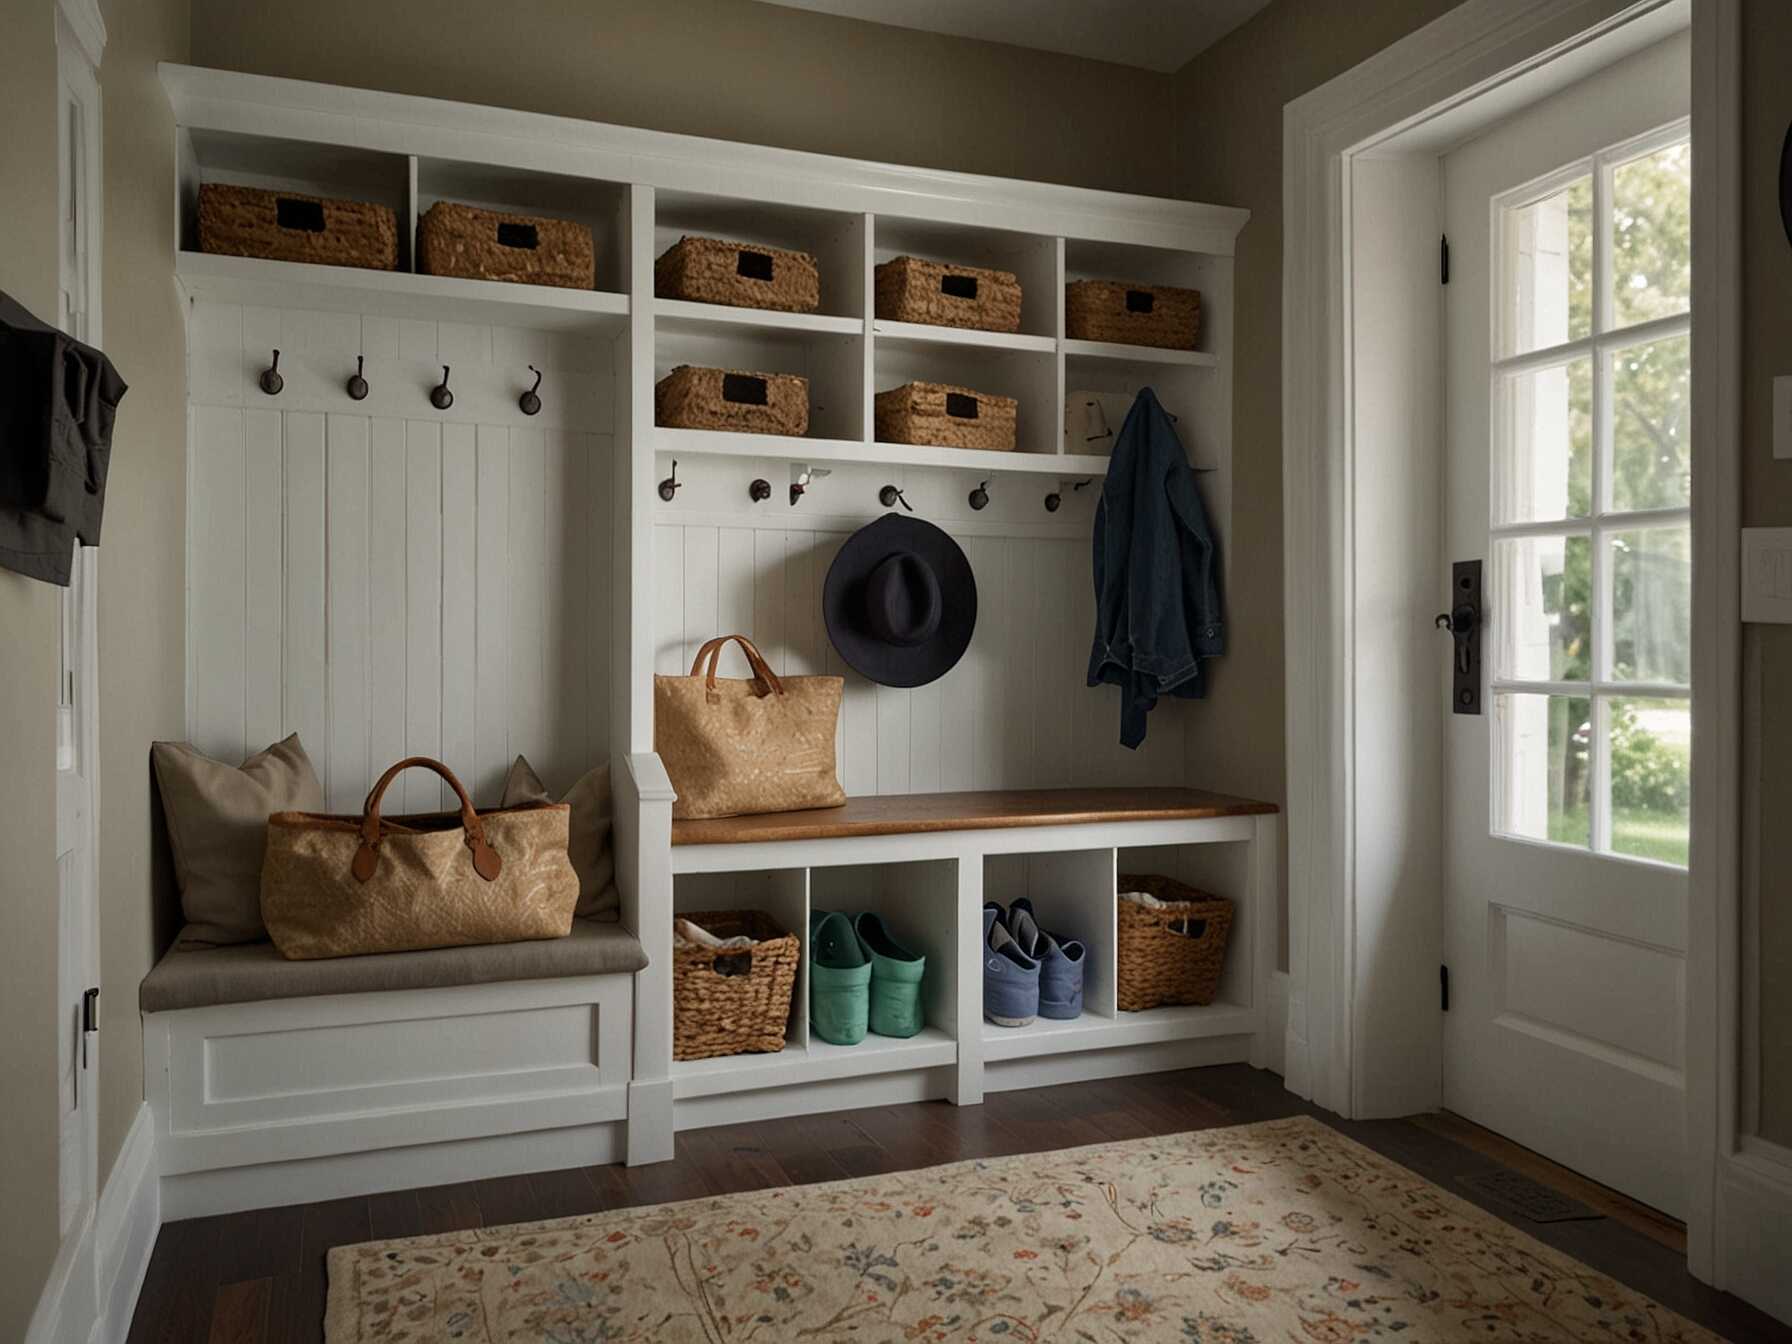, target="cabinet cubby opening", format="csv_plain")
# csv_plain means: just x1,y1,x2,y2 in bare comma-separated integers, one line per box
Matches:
177,127,413,268
672,868,809,1058
655,325,865,442
414,158,629,295
654,191,865,319
873,217,1059,339
1064,239,1228,359
1117,841,1253,1014
808,858,960,1049
982,848,1118,1048
873,344,1057,456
